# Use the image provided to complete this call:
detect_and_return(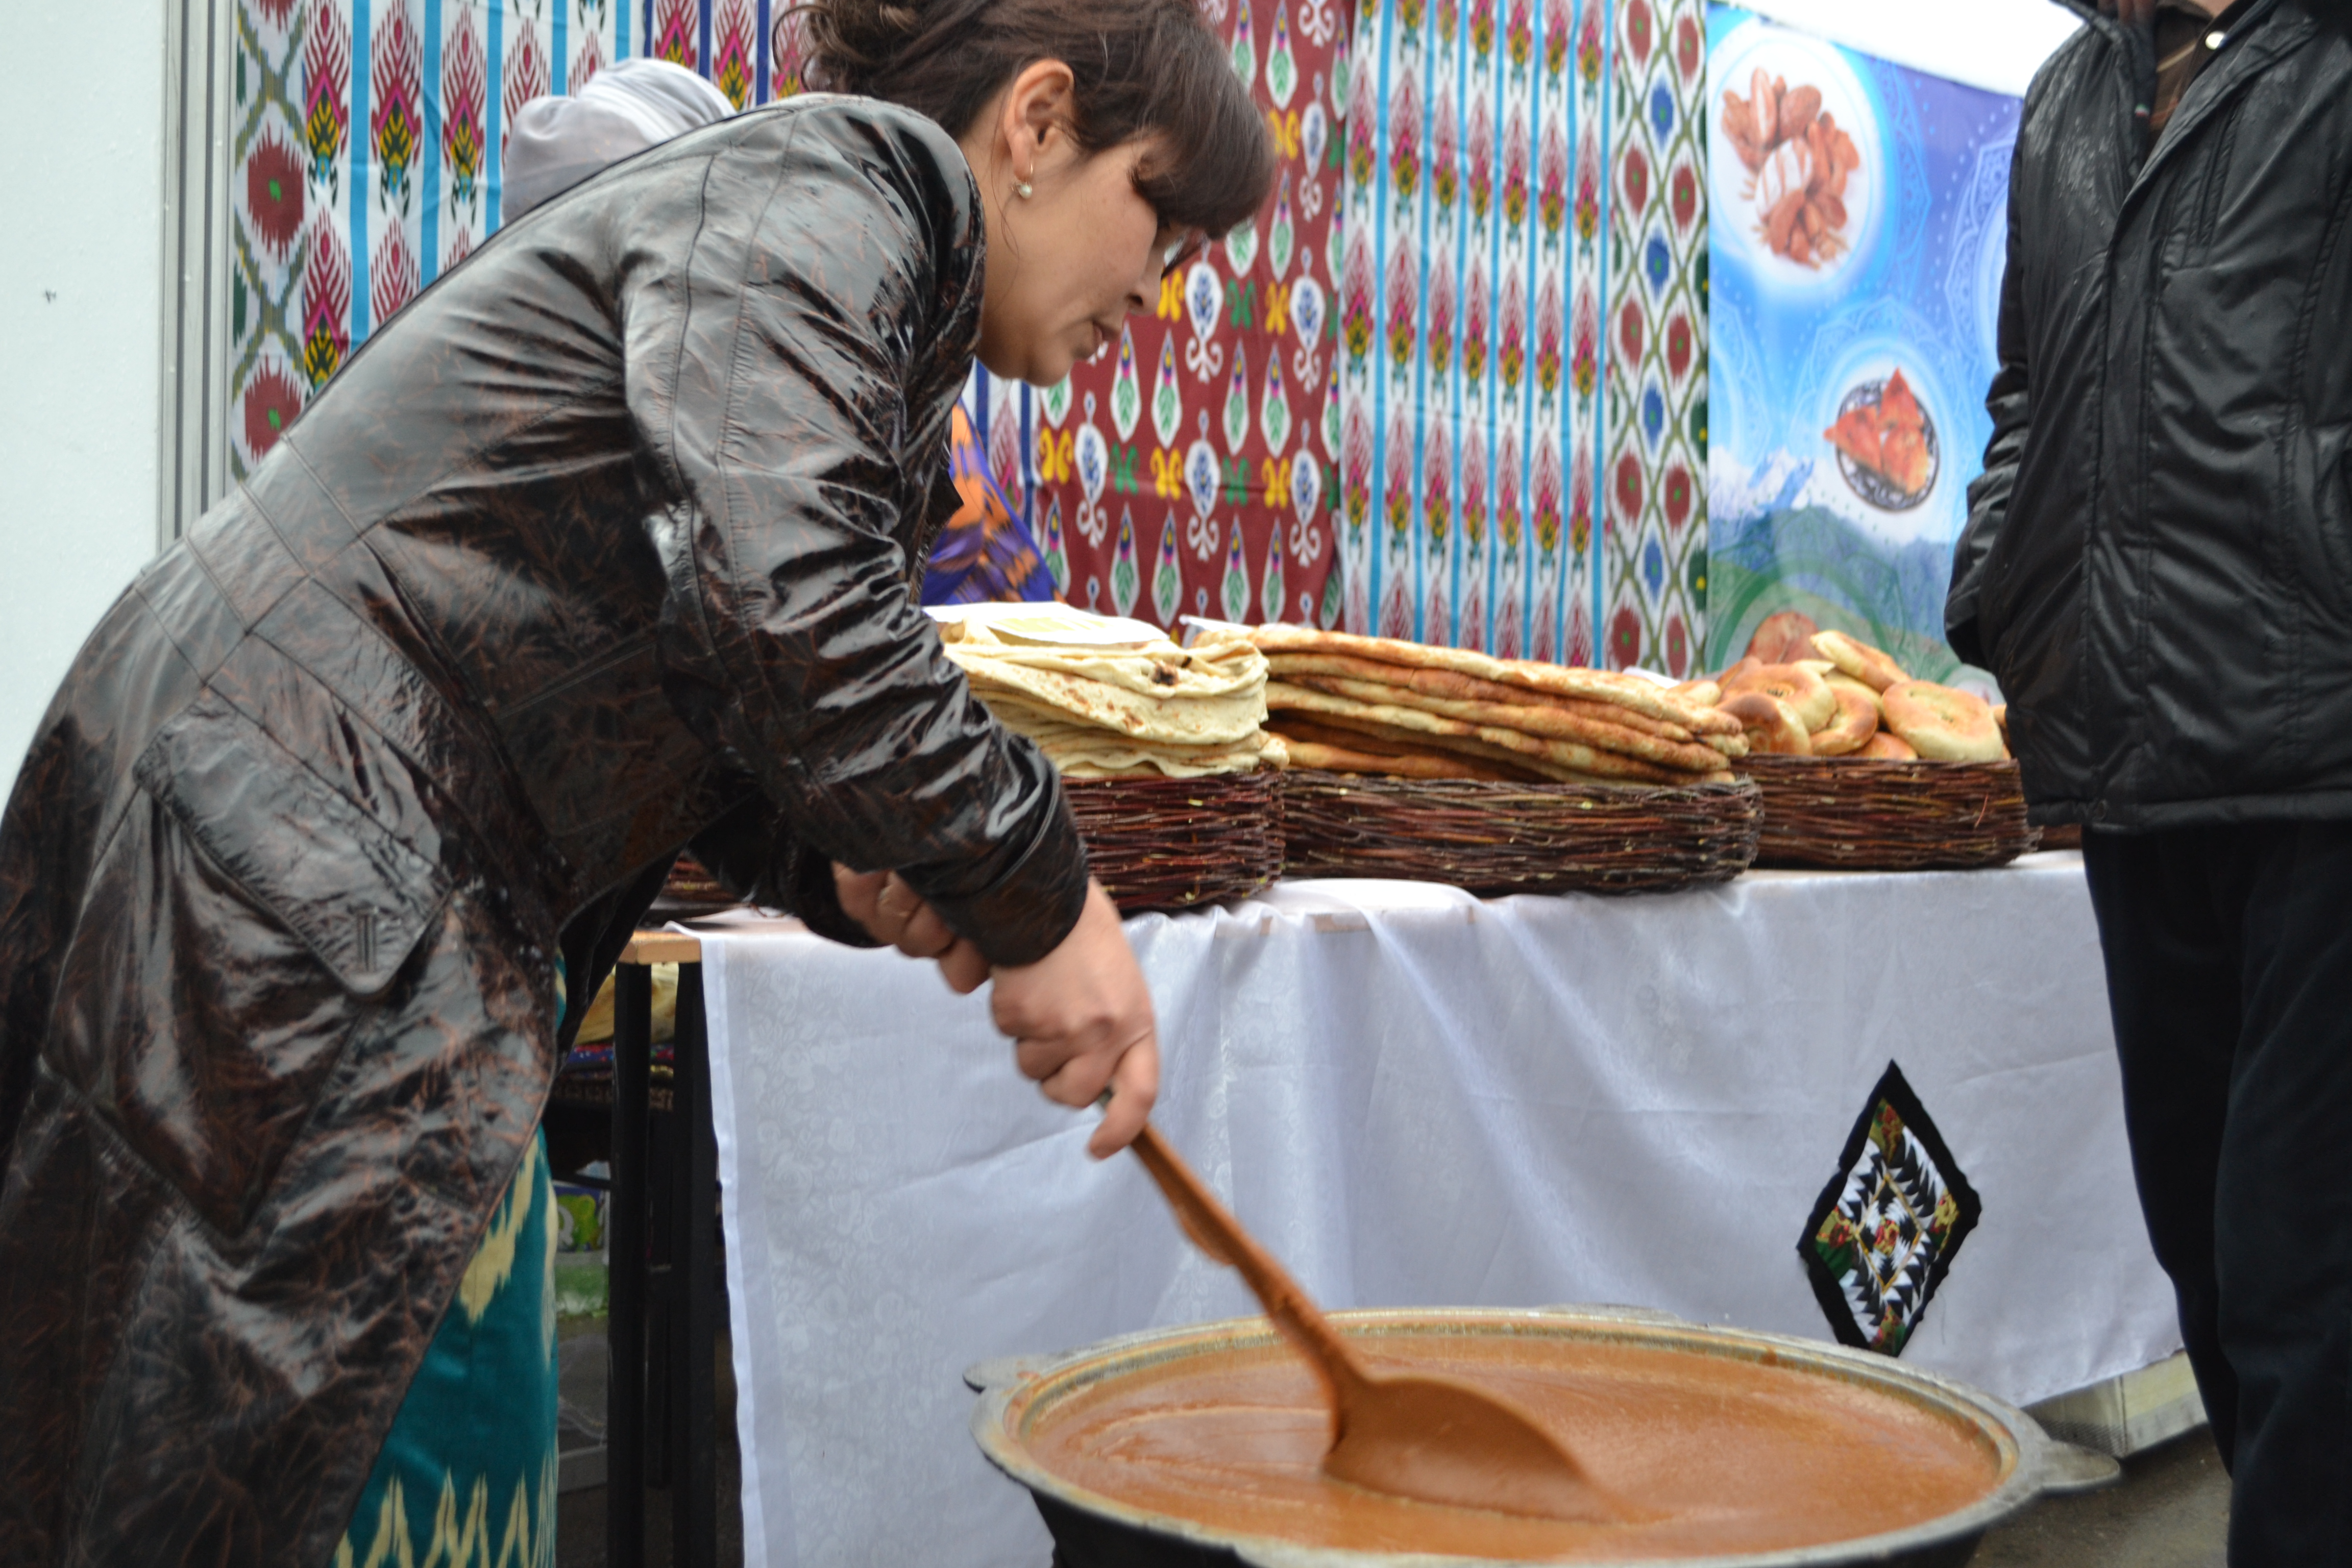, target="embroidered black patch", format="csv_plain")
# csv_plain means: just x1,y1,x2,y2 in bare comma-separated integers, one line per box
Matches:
1800,1062,1982,1356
